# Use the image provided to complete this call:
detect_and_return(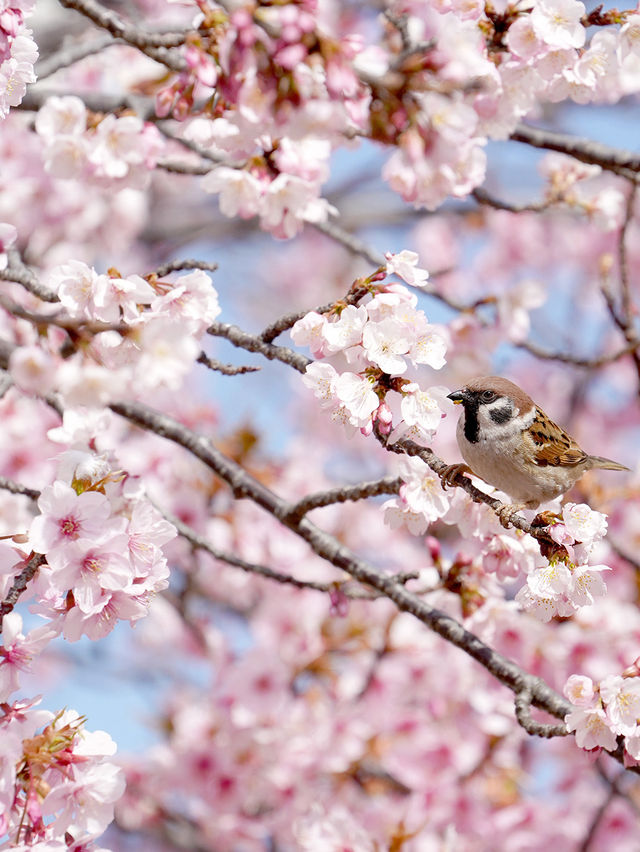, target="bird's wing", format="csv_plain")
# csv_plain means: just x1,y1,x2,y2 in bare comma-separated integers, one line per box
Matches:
525,408,588,468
